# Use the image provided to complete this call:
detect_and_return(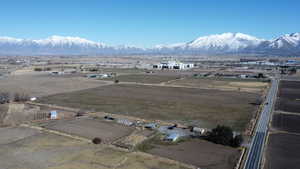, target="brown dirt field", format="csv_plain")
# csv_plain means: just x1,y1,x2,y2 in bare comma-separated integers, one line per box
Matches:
106,74,182,84
40,117,135,143
39,84,260,131
0,72,111,97
167,77,268,93
264,133,300,169
276,81,300,113
148,139,240,169
0,104,8,125
1,103,76,126
271,113,300,134
0,127,190,169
